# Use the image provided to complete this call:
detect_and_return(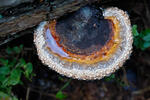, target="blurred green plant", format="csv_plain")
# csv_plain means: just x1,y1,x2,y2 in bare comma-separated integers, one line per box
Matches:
56,78,72,100
104,74,115,81
132,25,150,50
0,14,2,19
104,74,126,87
0,45,35,100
